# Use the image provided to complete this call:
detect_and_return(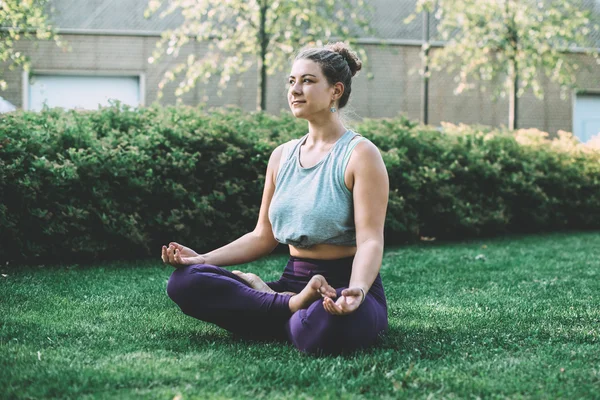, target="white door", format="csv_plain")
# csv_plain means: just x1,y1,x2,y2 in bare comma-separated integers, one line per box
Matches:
28,74,141,111
573,93,600,143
